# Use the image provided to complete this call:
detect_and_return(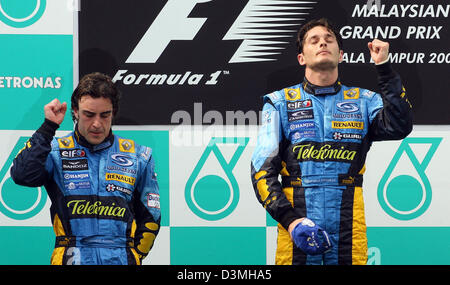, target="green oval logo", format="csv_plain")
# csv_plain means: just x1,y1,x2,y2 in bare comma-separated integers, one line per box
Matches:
185,137,248,221
0,0,47,28
377,137,441,220
0,137,48,220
